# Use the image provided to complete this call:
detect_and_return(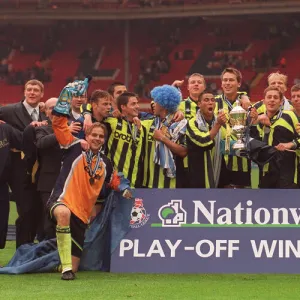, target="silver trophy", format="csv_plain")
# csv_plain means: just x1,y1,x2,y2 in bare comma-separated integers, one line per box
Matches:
229,100,247,151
